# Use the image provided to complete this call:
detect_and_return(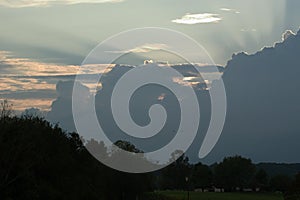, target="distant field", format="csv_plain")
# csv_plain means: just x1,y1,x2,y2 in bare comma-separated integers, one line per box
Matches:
157,191,284,200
